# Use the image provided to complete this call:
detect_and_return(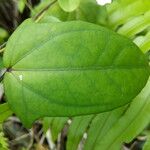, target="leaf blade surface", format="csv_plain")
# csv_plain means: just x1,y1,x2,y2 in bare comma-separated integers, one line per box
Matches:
3,21,149,126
